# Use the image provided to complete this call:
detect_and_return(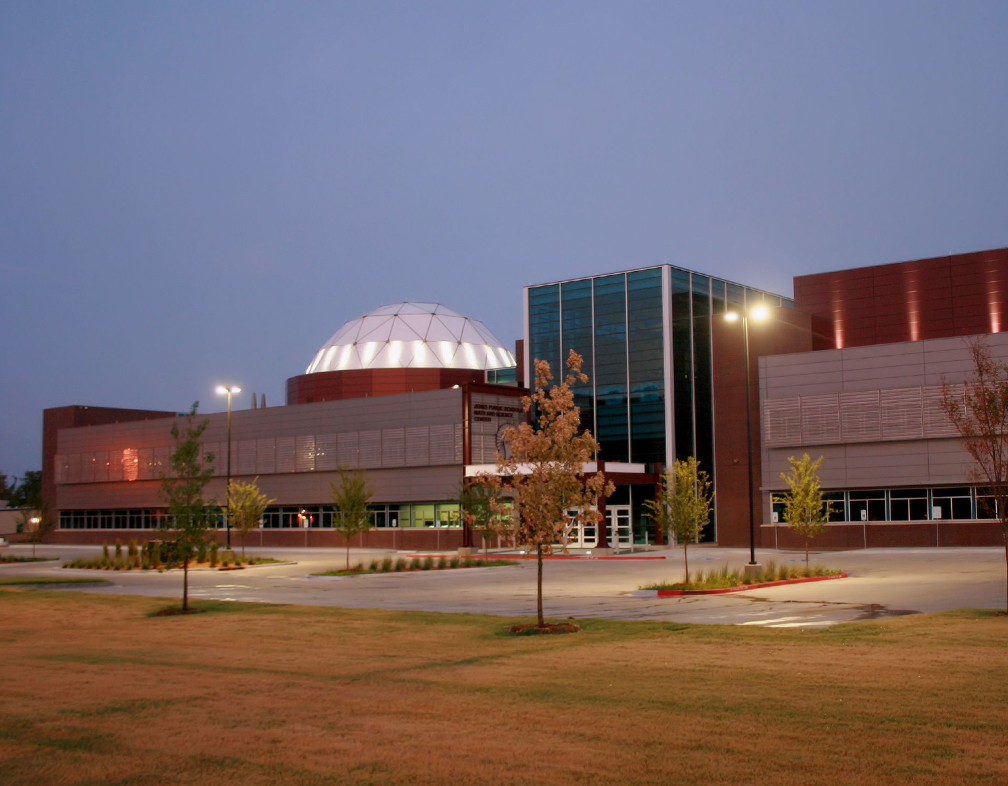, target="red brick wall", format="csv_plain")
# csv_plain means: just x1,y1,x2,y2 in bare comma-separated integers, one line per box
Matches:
42,406,176,517
712,308,822,547
794,247,1008,349
286,368,486,404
